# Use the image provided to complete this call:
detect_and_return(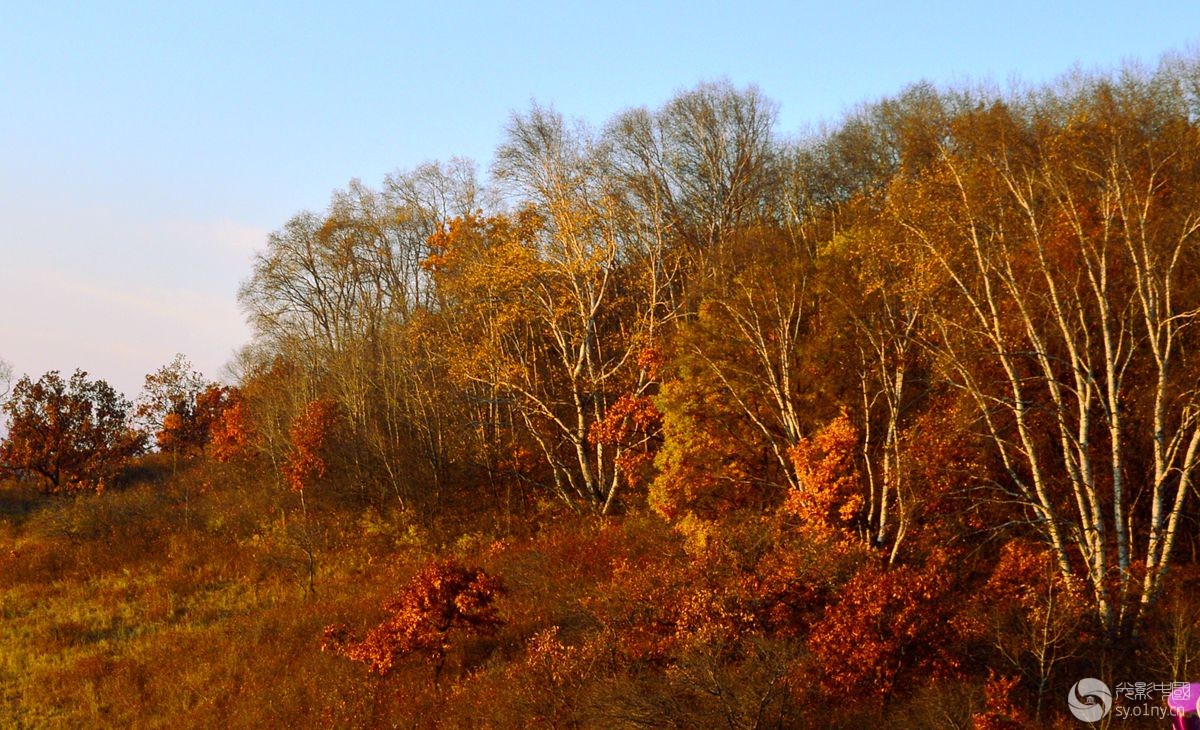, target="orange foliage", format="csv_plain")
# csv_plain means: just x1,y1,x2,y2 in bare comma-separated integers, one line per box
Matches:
153,384,239,456
208,389,256,462
588,393,662,488
636,345,665,380
155,412,188,453
806,554,962,702
323,560,504,676
591,551,758,661
984,541,1072,607
282,399,341,493
784,412,863,541
972,672,1031,729
975,539,1090,687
